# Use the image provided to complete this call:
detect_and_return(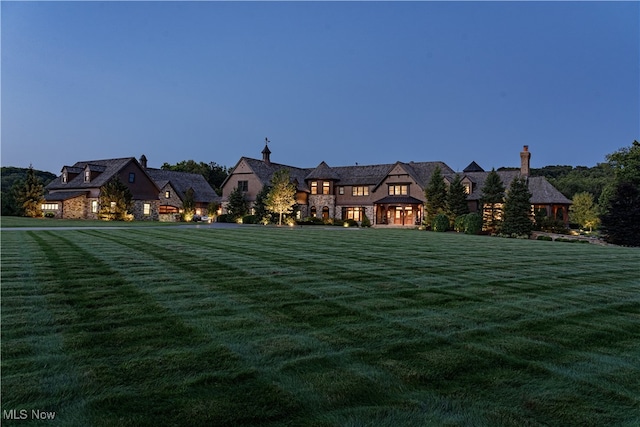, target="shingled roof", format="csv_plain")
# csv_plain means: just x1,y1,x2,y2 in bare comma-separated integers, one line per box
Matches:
461,170,571,204
46,158,142,190
229,157,313,192
145,169,220,203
